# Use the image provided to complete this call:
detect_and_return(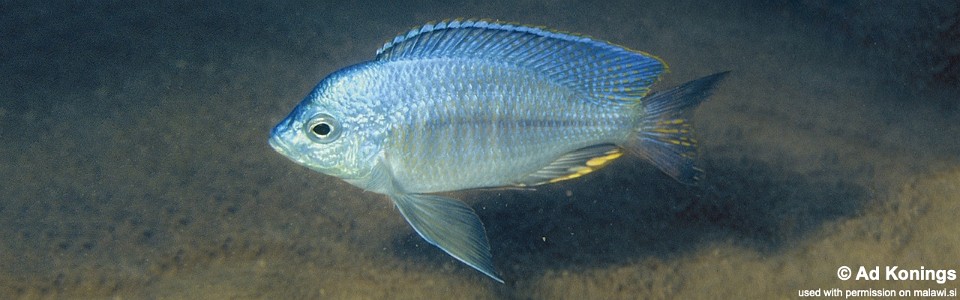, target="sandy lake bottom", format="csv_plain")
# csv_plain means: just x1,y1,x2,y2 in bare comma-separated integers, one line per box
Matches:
1,1,958,298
